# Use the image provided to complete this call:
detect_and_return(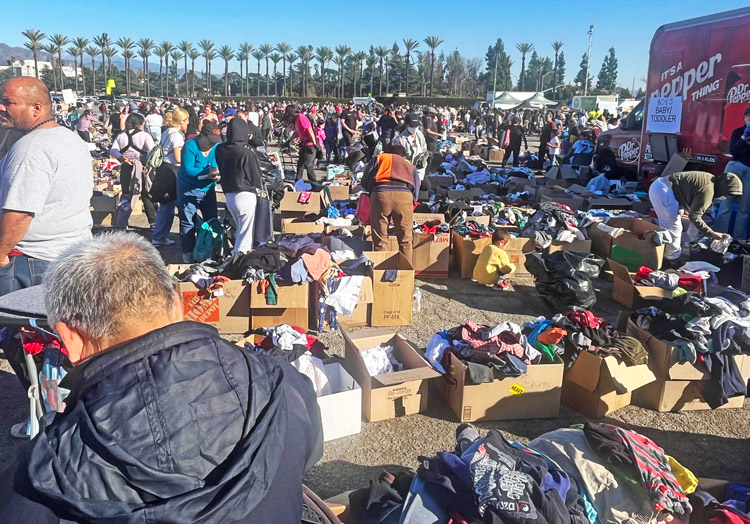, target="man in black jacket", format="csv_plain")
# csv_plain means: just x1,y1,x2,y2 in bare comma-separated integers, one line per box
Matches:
714,106,750,240
0,232,323,524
